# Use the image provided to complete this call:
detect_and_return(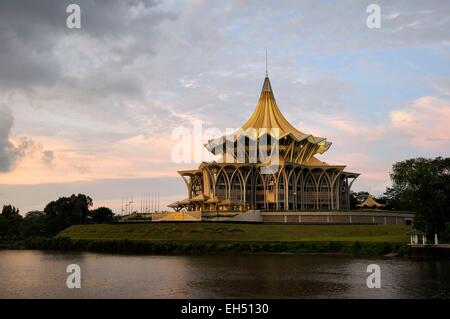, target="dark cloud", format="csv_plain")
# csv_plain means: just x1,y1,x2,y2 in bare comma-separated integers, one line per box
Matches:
41,150,55,167
0,0,67,88
0,0,175,90
0,105,34,172
0,0,180,152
